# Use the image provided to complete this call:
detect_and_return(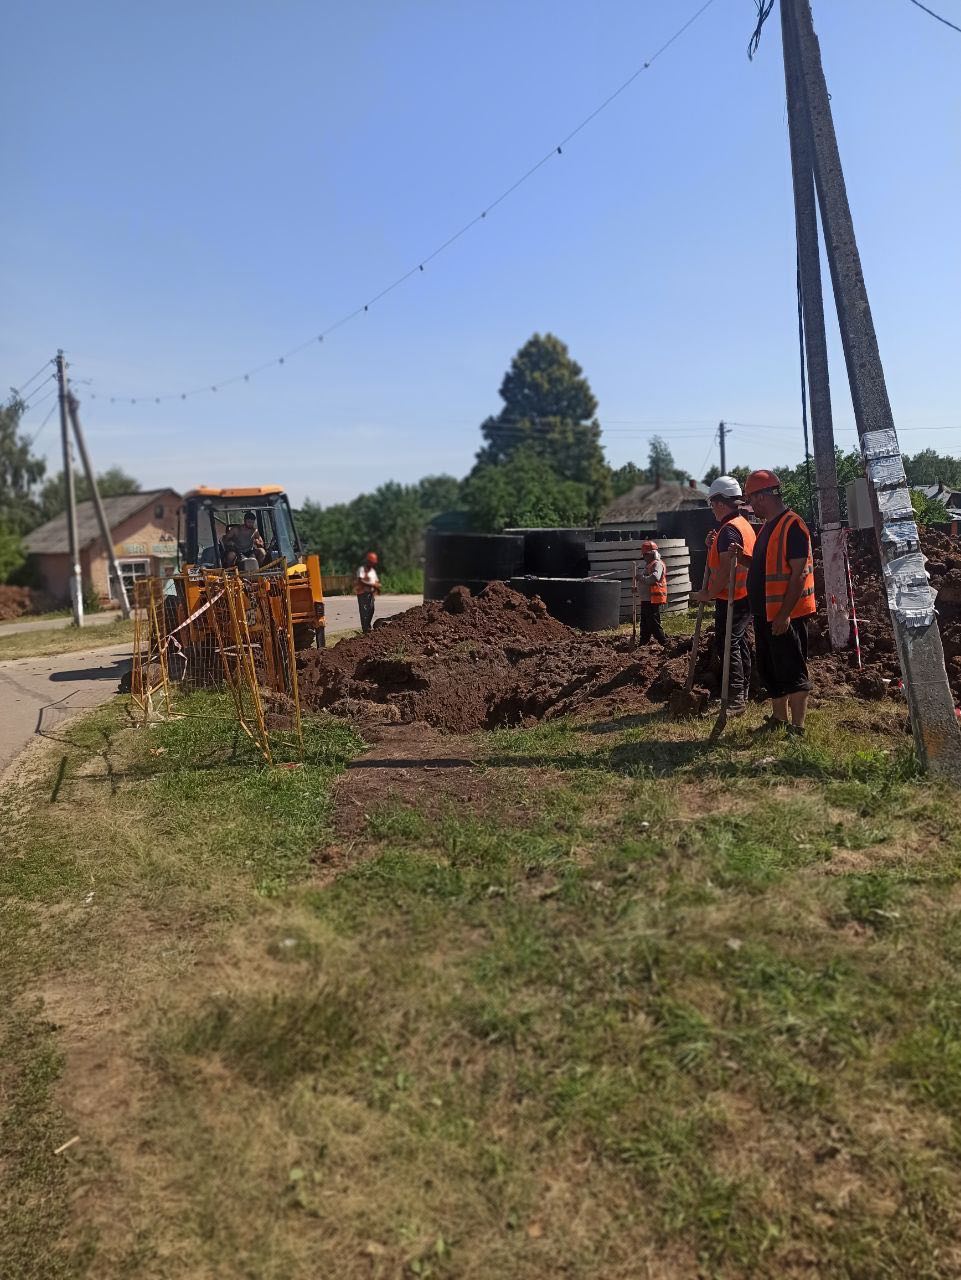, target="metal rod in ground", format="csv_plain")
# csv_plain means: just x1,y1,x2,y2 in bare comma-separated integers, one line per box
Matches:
786,0,961,779
56,351,83,627
779,0,849,652
844,545,863,671
66,391,131,619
